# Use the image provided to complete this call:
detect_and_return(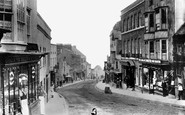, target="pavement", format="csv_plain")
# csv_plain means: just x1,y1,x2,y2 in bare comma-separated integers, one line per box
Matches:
45,80,85,115
95,81,185,109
